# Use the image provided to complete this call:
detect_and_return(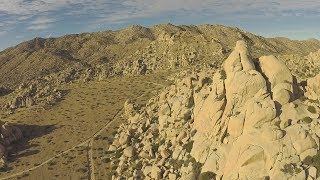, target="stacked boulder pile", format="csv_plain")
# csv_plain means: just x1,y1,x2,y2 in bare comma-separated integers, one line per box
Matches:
4,81,63,110
0,121,22,169
108,40,320,179
308,49,320,66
